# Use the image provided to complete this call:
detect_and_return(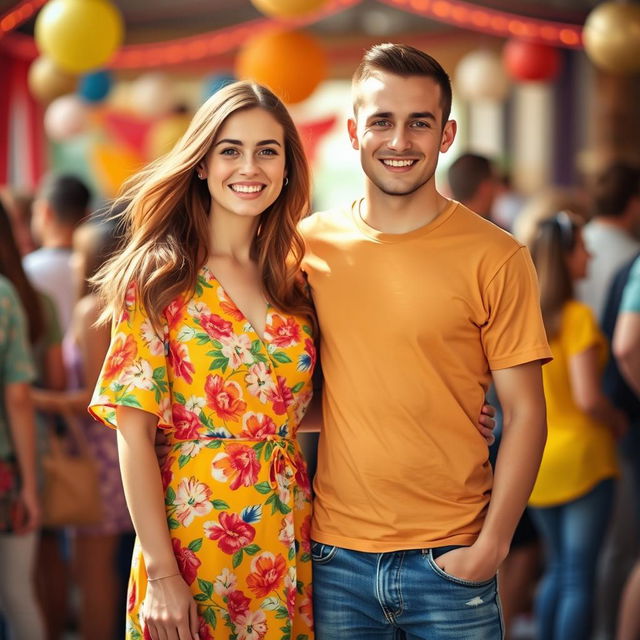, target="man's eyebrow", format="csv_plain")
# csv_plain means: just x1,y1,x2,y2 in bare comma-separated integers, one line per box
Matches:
214,138,282,147
366,111,437,121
